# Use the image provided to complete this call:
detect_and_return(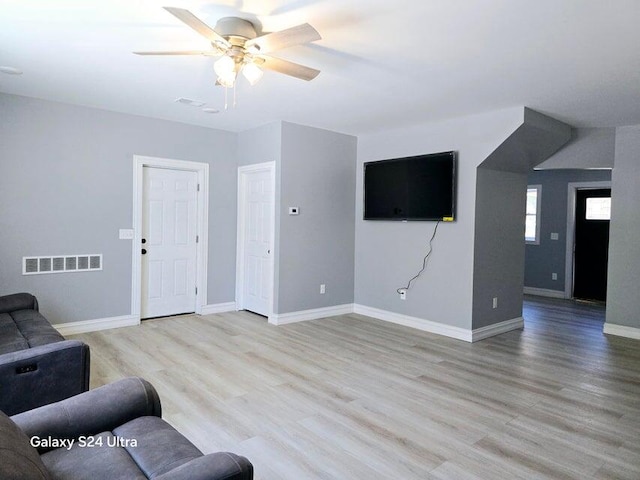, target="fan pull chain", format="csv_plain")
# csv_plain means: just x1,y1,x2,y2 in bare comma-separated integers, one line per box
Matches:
224,86,228,110
233,83,237,108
